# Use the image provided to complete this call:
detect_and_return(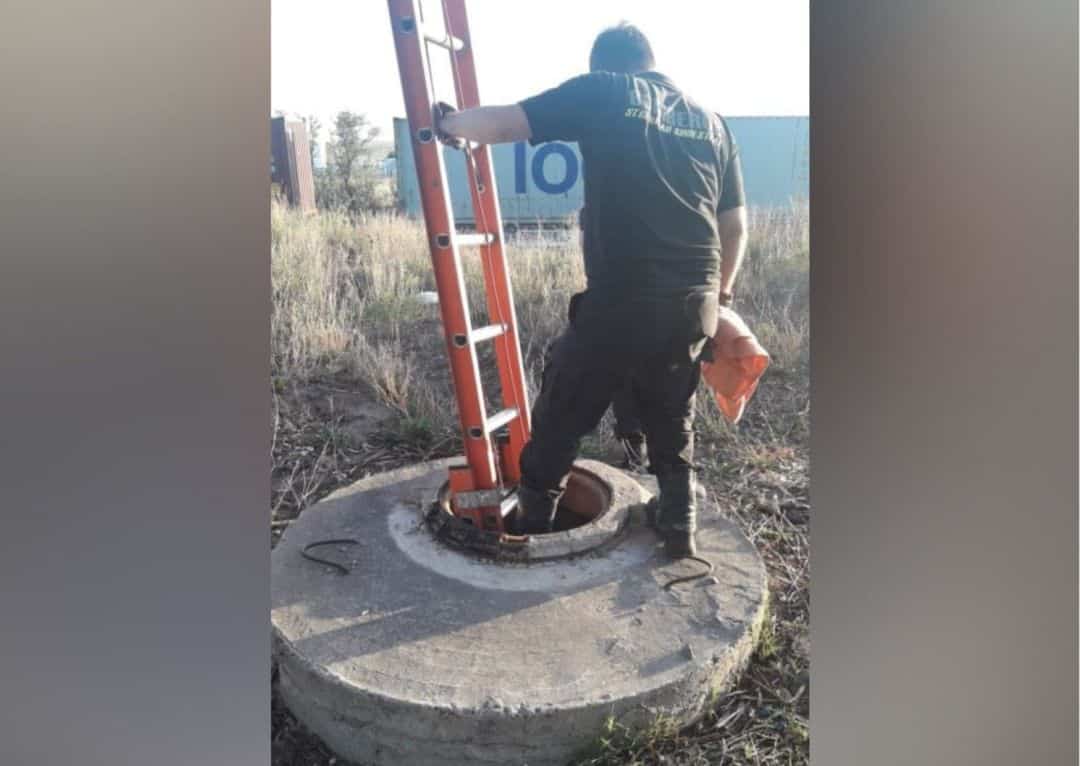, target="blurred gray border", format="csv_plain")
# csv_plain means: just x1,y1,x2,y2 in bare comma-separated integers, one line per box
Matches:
0,1,270,764
812,2,1077,765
